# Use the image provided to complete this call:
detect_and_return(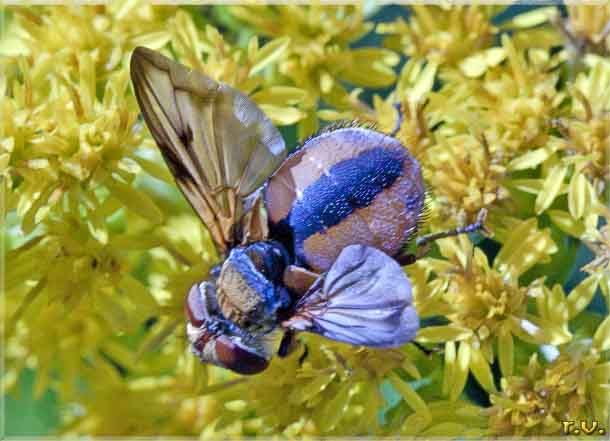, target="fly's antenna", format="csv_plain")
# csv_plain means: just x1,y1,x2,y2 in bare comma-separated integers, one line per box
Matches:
415,208,489,249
